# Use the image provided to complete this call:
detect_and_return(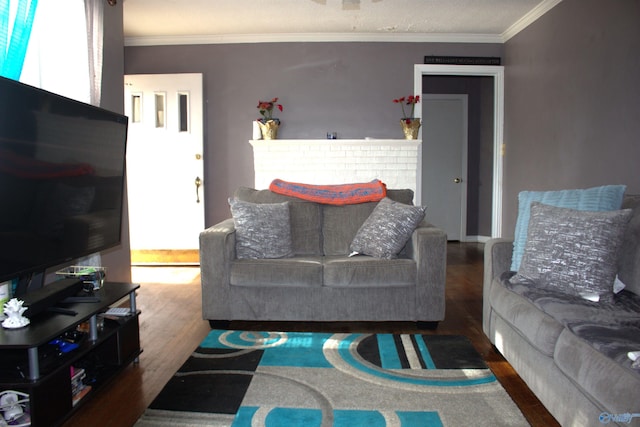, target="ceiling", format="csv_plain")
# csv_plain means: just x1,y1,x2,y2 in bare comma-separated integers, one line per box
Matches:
122,0,562,46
